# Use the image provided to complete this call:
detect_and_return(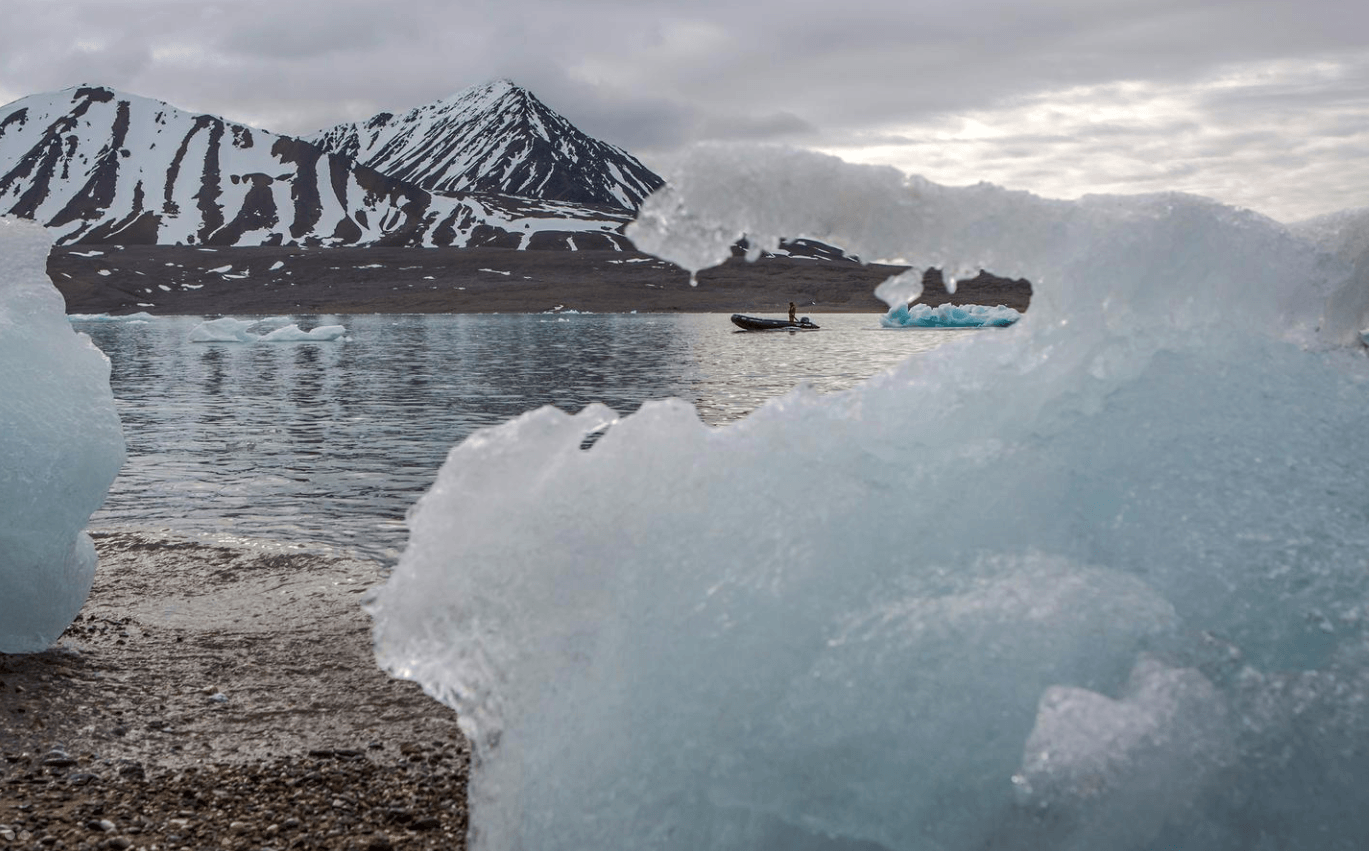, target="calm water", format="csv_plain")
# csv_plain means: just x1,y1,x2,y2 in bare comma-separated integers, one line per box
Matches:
75,313,977,563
